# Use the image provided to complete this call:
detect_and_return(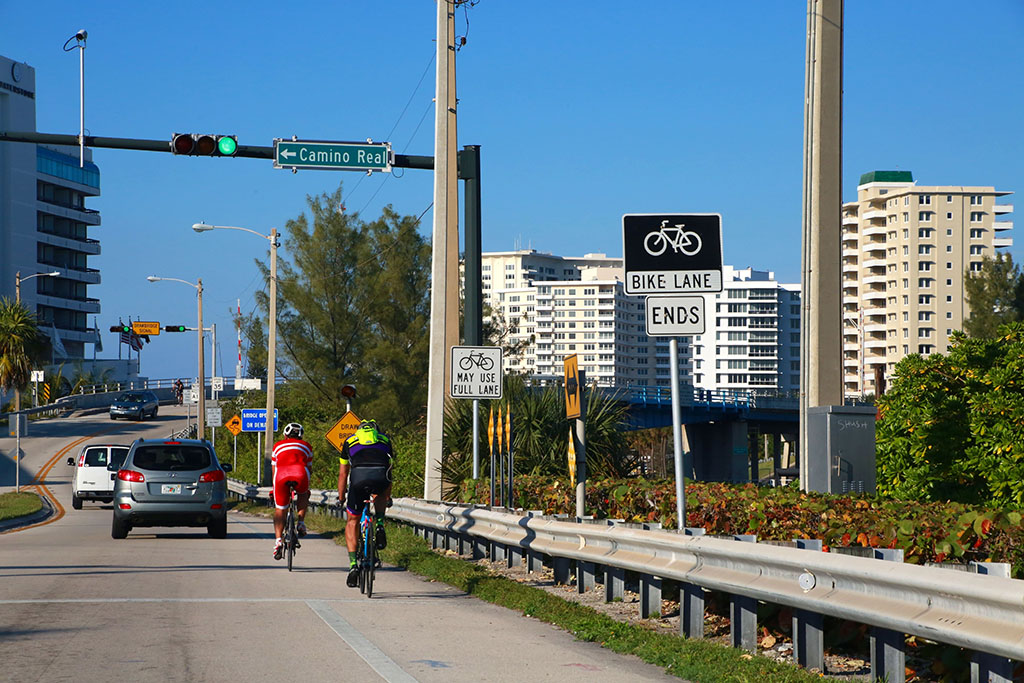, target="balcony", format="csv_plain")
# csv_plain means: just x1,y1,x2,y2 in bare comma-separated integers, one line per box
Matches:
842,247,859,258
993,237,1014,248
994,221,1013,231
861,242,887,255
863,259,887,270
842,263,859,273
37,293,101,314
862,225,888,238
862,209,887,221
862,275,887,285
864,323,887,333
993,204,1014,215
35,231,102,256
865,339,887,349
863,290,887,302
37,201,102,227
842,215,859,226
864,355,888,366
